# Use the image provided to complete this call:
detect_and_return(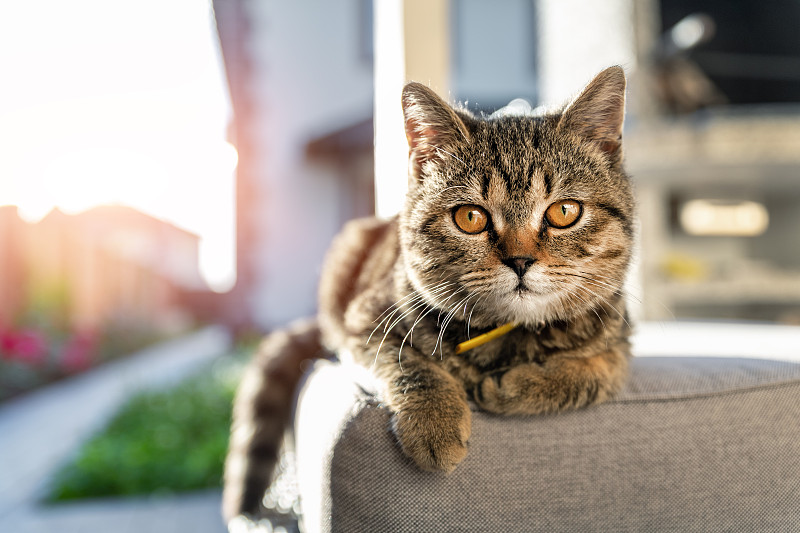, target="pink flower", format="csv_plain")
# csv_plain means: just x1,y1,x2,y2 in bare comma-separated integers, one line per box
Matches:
0,329,49,365
0,330,16,357
60,331,98,372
